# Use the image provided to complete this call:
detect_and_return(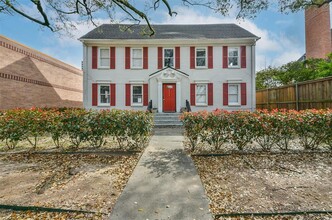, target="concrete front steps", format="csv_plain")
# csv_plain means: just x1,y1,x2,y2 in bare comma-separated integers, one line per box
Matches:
153,113,183,127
